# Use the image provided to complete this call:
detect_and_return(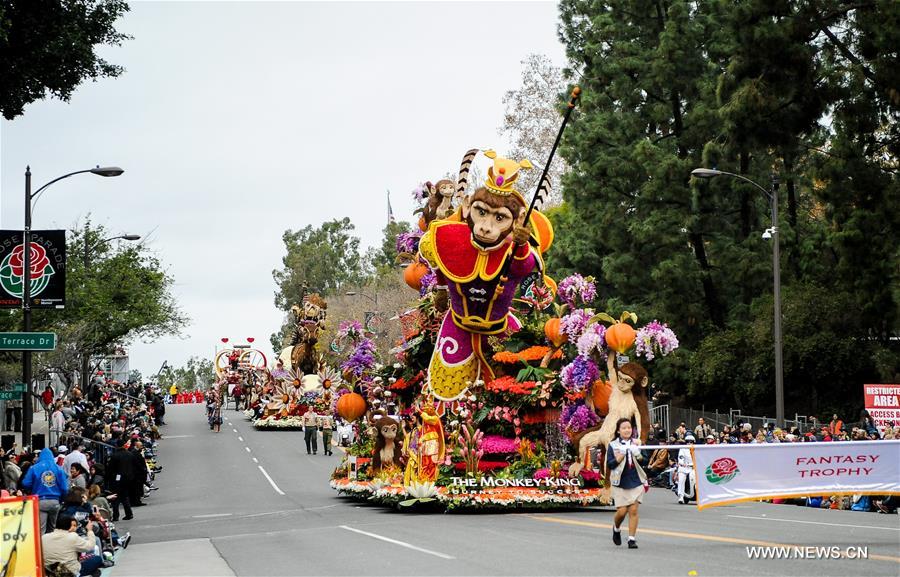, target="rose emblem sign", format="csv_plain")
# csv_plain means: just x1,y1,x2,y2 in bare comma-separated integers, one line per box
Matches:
705,456,740,484
0,242,55,299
